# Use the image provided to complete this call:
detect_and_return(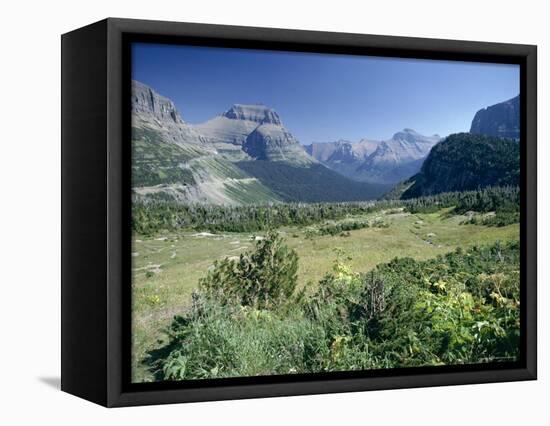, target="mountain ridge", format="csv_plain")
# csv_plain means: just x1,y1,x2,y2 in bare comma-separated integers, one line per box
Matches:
304,129,441,185
131,80,385,204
